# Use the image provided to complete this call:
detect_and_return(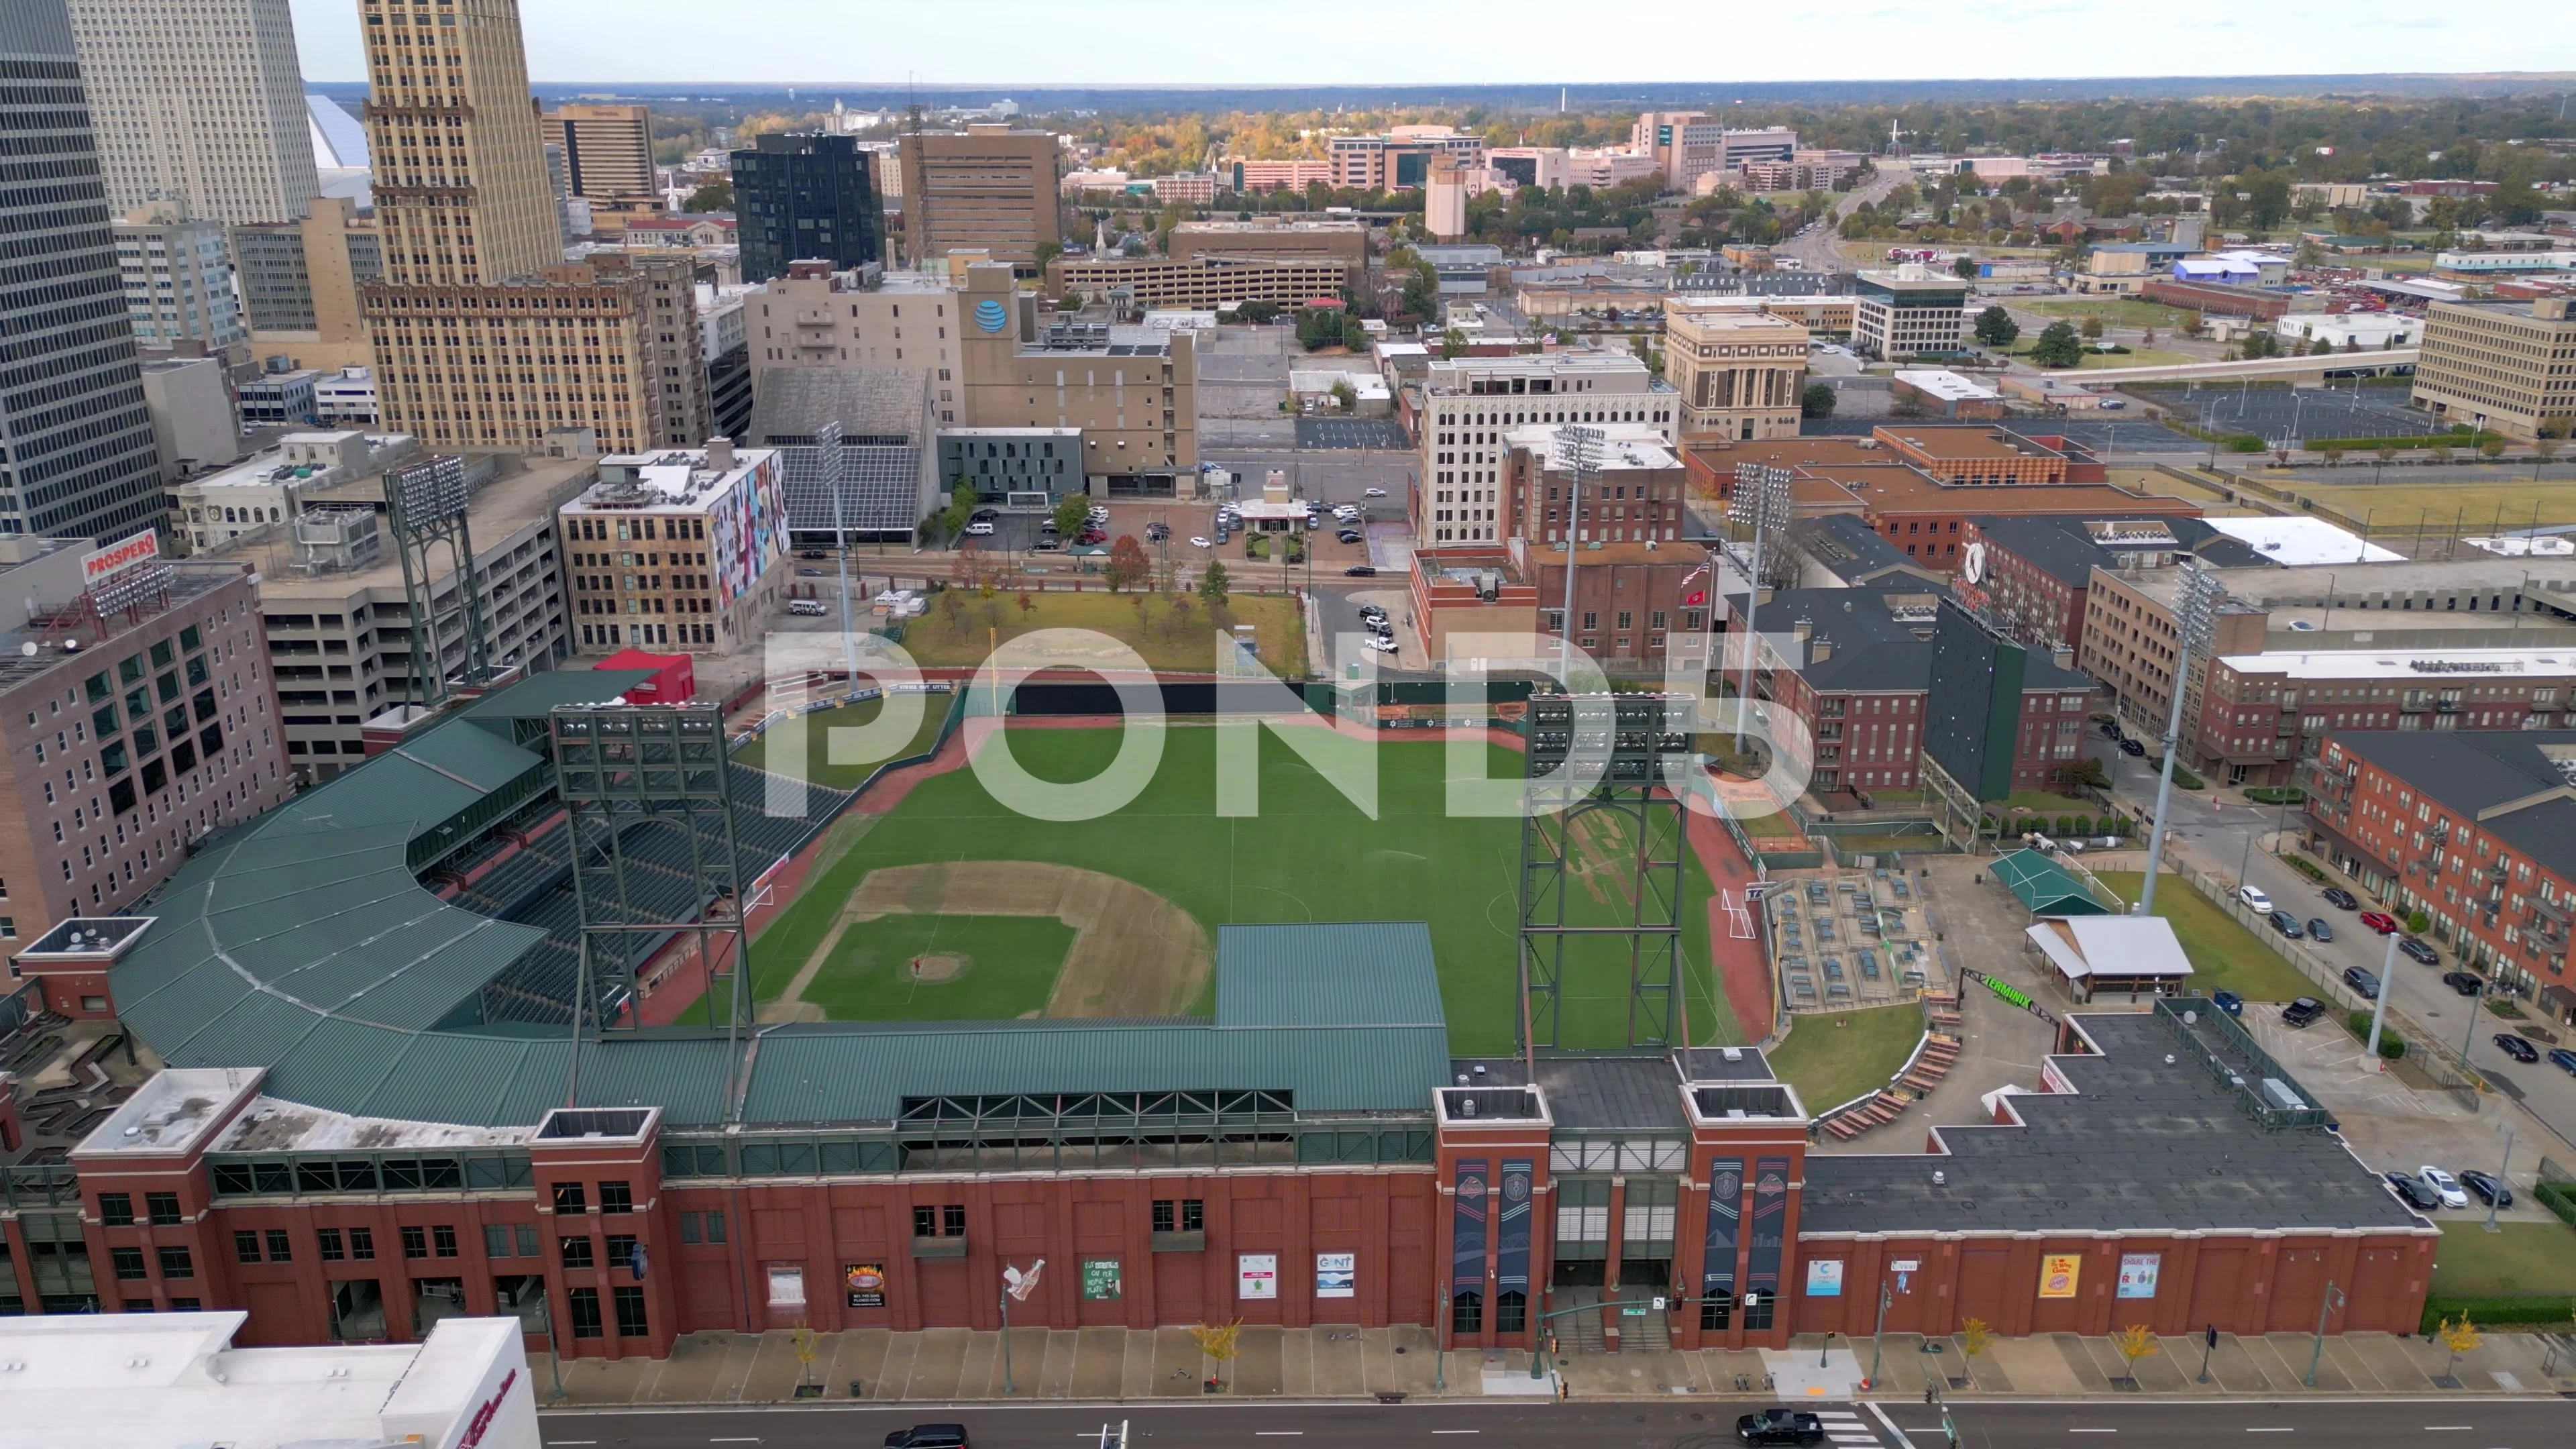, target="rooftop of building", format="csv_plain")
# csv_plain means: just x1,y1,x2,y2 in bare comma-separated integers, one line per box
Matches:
2326,729,2576,879
1803,1010,2423,1235
182,431,413,491
66,1067,262,1159
1173,219,1364,234
1856,269,1972,294
1423,350,1656,386
749,366,932,447
1890,370,2003,402
1788,513,1945,585
566,446,778,514
2195,516,2406,567
1024,321,1175,358
1880,425,2060,462
1446,1051,1799,1133
2216,645,2576,681
2112,556,2576,610
201,455,598,598
1503,422,1676,472
0,557,249,700
0,1312,525,1449
1972,515,2269,586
